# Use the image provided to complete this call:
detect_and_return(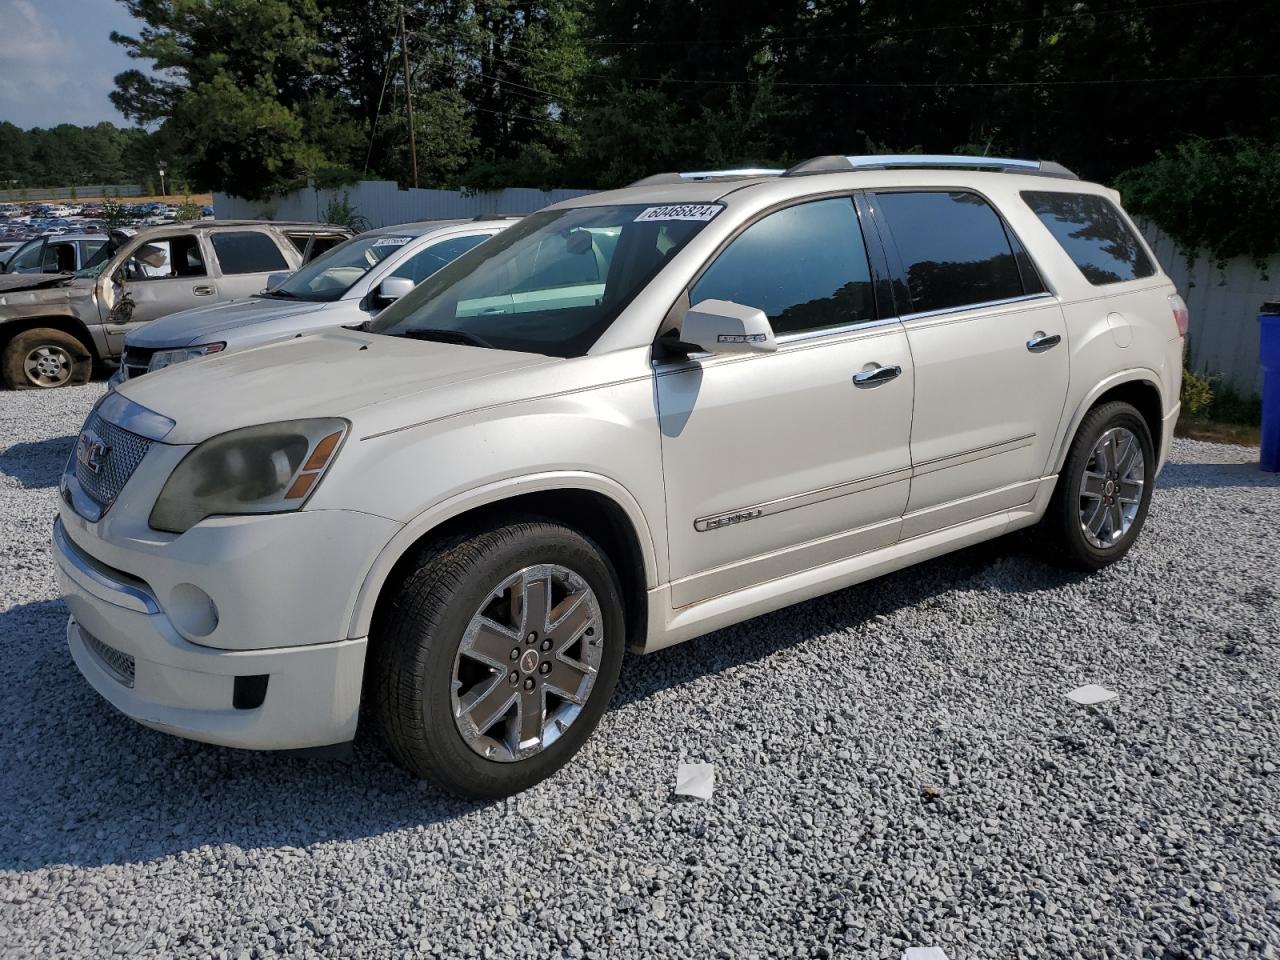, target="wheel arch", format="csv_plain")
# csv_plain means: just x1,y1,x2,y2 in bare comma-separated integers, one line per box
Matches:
0,314,99,362
1051,370,1165,474
349,472,659,650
